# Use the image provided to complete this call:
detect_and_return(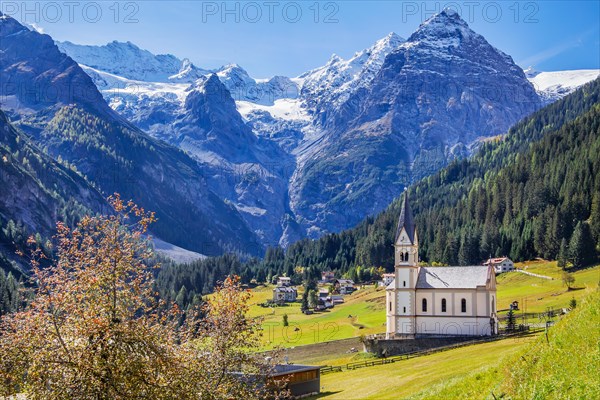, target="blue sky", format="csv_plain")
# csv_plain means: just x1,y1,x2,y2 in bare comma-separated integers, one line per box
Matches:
4,1,599,78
